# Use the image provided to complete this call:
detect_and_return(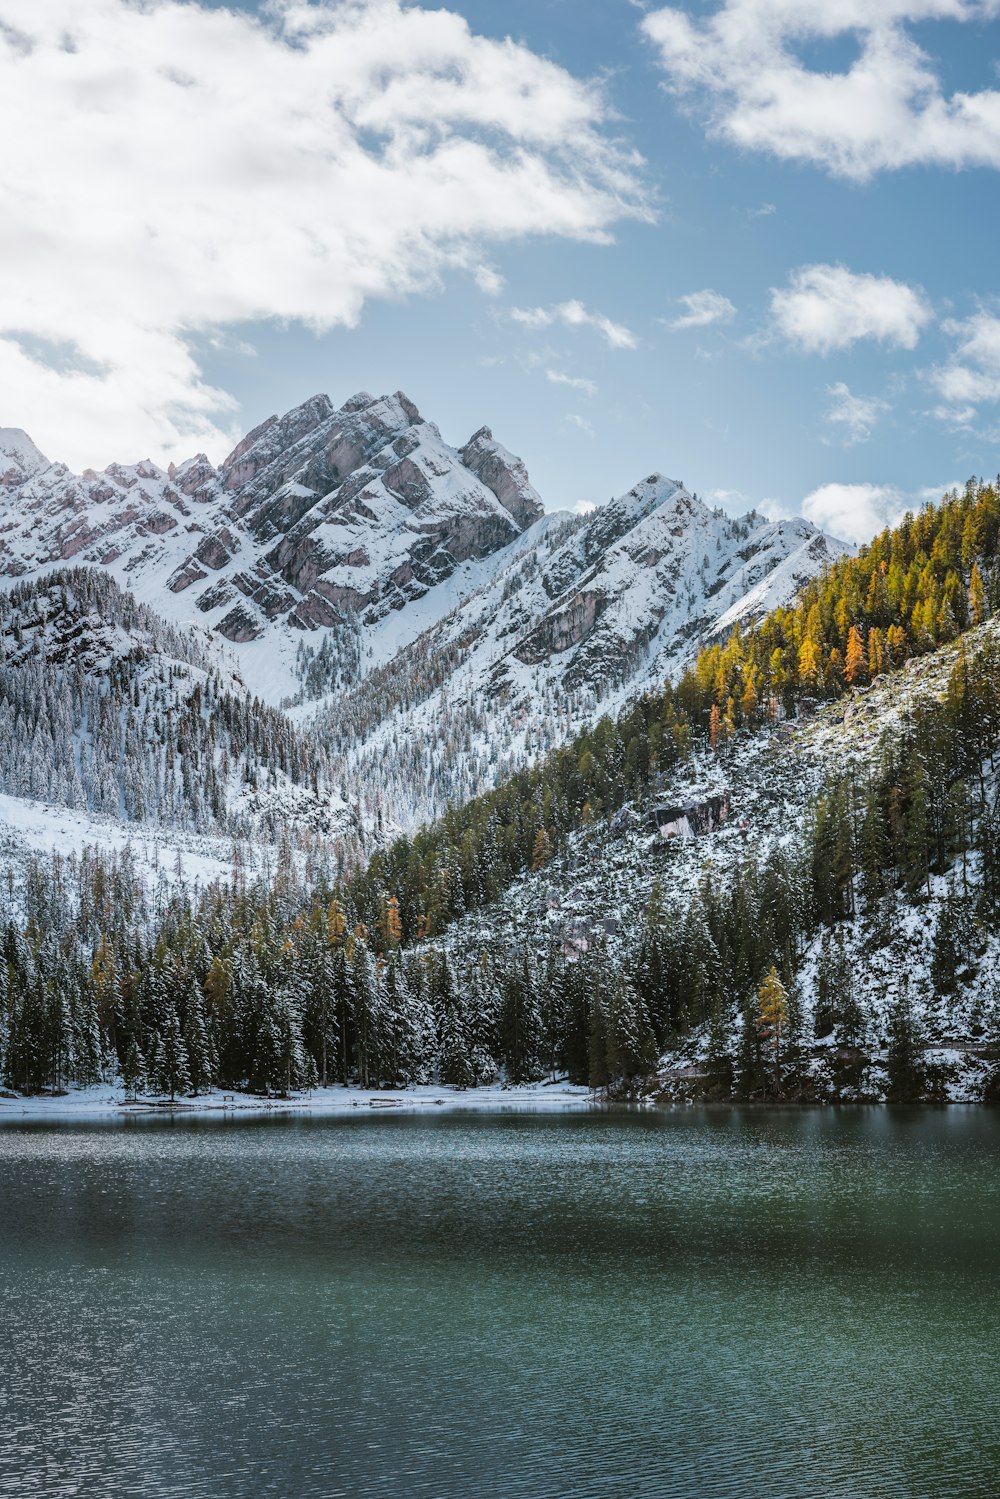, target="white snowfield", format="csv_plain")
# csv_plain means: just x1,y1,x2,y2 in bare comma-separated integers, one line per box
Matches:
0,1082,596,1121
0,791,238,890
